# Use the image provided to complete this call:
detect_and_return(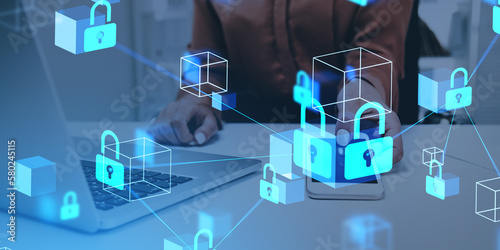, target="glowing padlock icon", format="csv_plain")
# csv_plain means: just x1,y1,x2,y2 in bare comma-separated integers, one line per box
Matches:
344,102,393,180
84,0,117,52
259,164,280,204
95,130,124,190
445,67,472,110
